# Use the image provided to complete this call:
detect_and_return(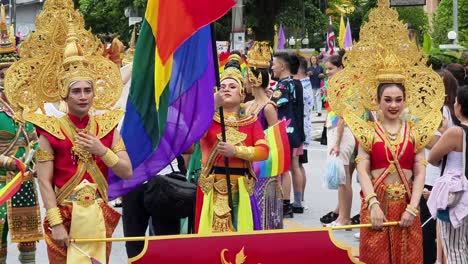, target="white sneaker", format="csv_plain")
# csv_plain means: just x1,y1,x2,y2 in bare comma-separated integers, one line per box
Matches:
354,232,360,240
